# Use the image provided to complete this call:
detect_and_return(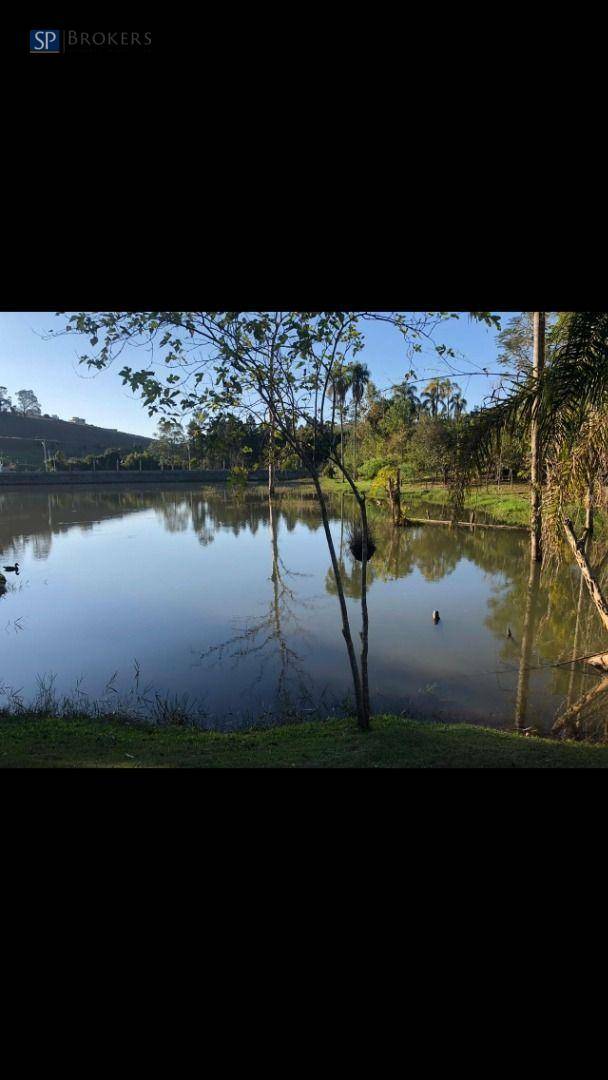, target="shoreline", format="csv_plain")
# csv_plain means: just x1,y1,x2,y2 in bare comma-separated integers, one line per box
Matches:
301,478,533,528
0,468,306,487
0,472,533,529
